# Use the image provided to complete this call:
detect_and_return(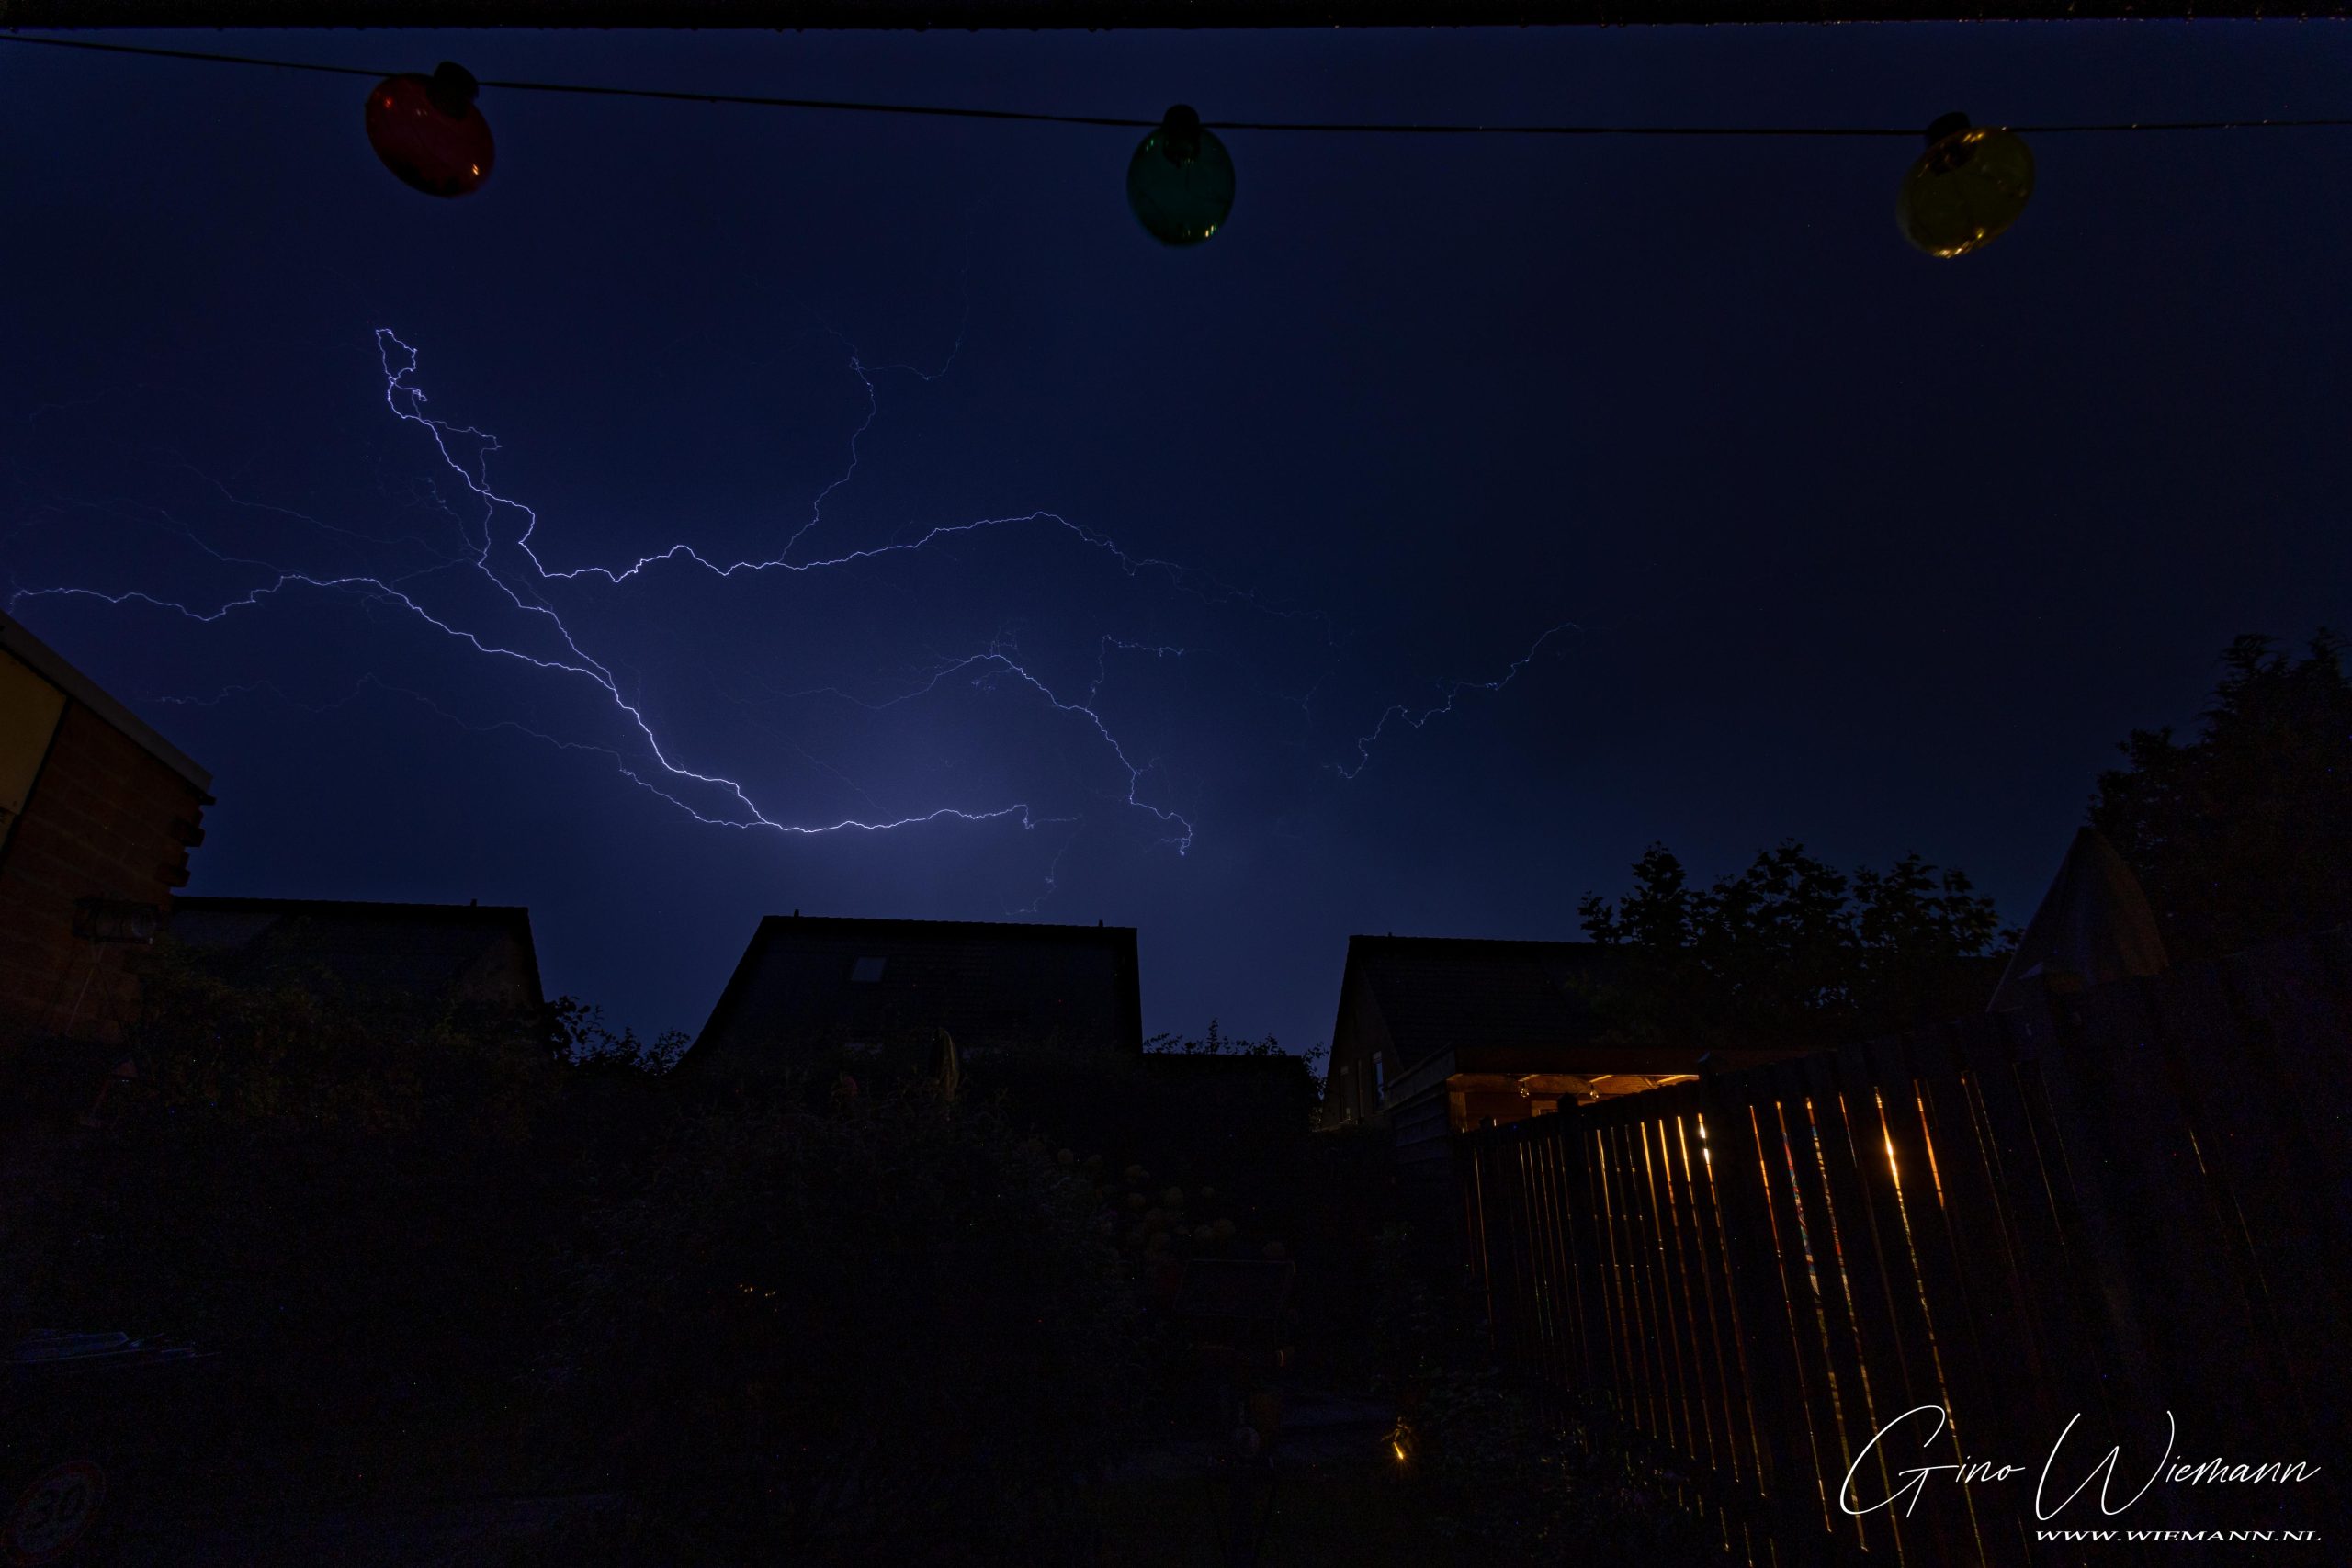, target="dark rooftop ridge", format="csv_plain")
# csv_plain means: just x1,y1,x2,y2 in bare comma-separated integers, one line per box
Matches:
2,612,212,794
747,912,1136,942
1330,931,1621,1081
167,896,545,1011
1346,932,1602,953
687,912,1144,1072
174,895,531,921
